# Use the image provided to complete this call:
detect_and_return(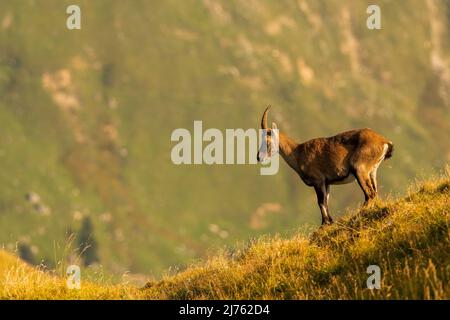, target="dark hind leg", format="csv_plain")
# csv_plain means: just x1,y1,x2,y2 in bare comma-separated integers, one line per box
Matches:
314,184,333,225
325,184,333,223
355,170,376,206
